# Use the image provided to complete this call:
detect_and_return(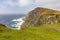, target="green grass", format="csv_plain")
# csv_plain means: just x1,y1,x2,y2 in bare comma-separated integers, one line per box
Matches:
0,24,60,40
